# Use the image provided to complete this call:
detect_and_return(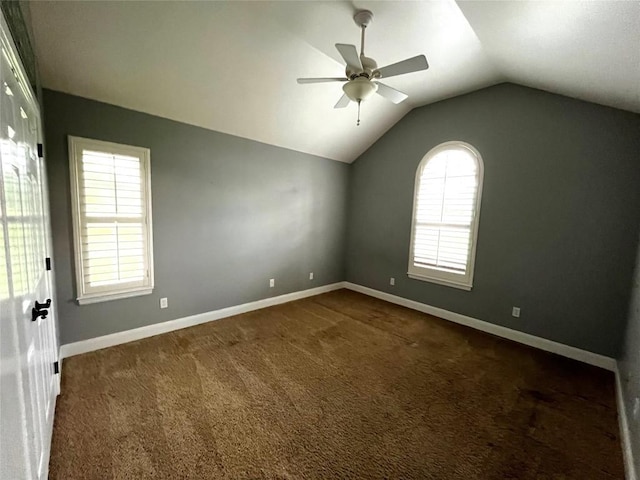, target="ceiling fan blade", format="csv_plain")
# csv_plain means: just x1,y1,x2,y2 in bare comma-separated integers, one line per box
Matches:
376,55,429,79
375,82,408,104
297,77,347,84
335,43,363,72
334,93,350,109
